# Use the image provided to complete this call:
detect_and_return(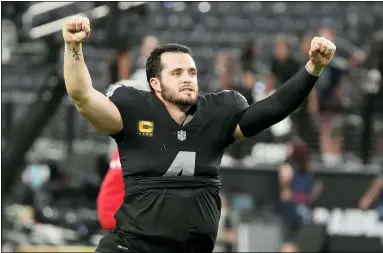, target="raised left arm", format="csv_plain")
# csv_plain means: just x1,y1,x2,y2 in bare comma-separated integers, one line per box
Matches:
233,36,336,141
